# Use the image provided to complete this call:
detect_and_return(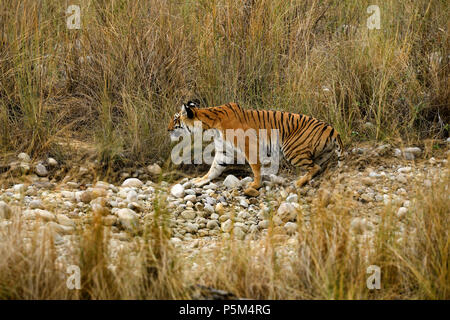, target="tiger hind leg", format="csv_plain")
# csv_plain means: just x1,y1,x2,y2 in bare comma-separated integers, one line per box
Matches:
295,163,322,187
